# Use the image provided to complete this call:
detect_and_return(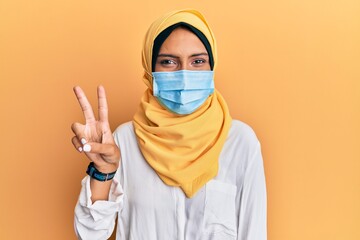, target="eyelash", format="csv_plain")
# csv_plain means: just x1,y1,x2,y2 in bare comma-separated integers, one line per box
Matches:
160,59,176,65
192,59,206,65
158,58,207,66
